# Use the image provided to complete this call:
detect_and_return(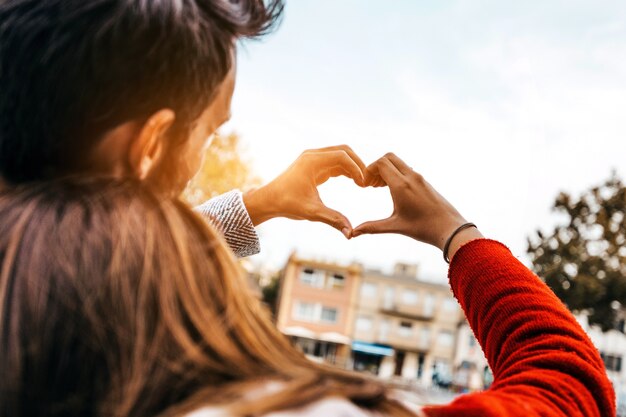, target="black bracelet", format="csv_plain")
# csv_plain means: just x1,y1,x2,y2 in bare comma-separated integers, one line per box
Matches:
443,222,477,264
